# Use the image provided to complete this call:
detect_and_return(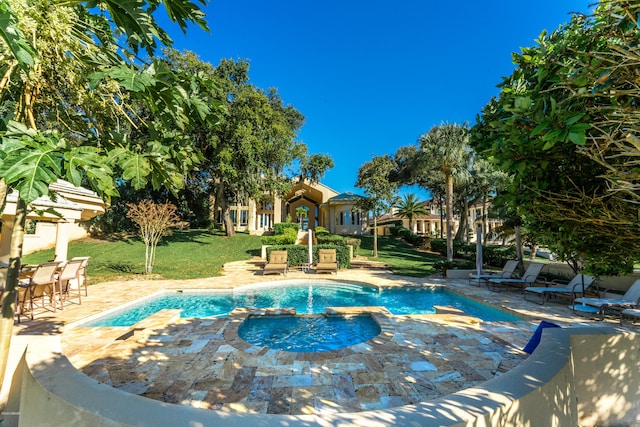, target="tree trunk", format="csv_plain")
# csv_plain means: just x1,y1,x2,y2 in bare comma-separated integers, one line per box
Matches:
372,209,378,258
482,194,488,239
445,173,454,262
454,199,469,243
216,185,235,237
529,244,538,260
0,179,8,214
222,206,235,237
0,197,27,388
515,225,524,261
438,198,443,239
